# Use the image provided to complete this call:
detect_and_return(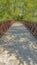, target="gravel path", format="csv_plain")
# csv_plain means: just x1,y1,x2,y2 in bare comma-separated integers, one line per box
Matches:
0,22,37,65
